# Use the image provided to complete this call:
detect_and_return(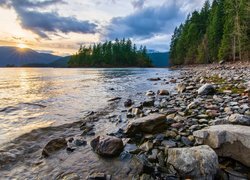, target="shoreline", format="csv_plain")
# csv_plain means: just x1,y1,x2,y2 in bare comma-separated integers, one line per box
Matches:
0,62,249,179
